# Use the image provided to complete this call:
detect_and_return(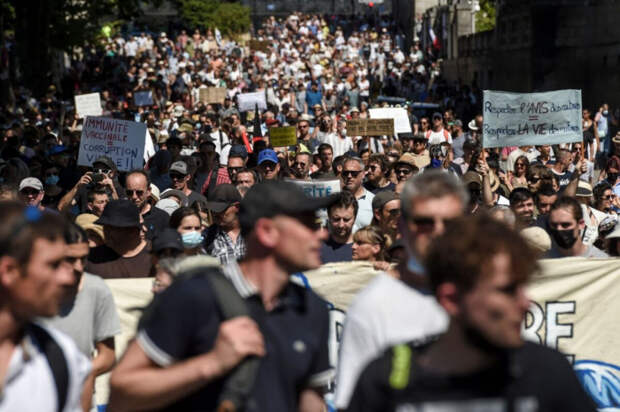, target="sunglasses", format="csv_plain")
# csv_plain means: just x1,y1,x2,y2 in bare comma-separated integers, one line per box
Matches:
516,163,526,168
342,170,362,178
20,188,40,196
227,167,243,174
408,215,456,233
601,195,615,200
396,168,413,175
126,189,145,197
170,173,186,180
